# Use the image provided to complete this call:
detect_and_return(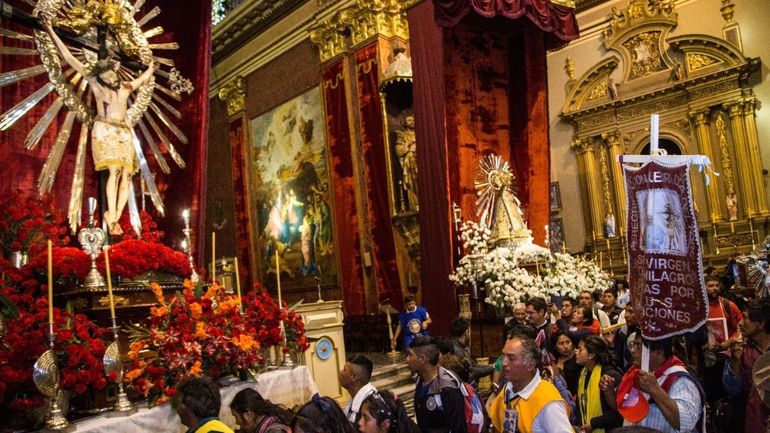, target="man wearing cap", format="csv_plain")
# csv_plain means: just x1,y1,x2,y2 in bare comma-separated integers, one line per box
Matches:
723,298,770,433
339,354,377,424
489,336,572,433
603,334,703,433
